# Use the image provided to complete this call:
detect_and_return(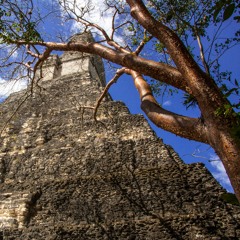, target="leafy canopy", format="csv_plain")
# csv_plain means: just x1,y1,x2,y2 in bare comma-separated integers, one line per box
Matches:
0,0,42,43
